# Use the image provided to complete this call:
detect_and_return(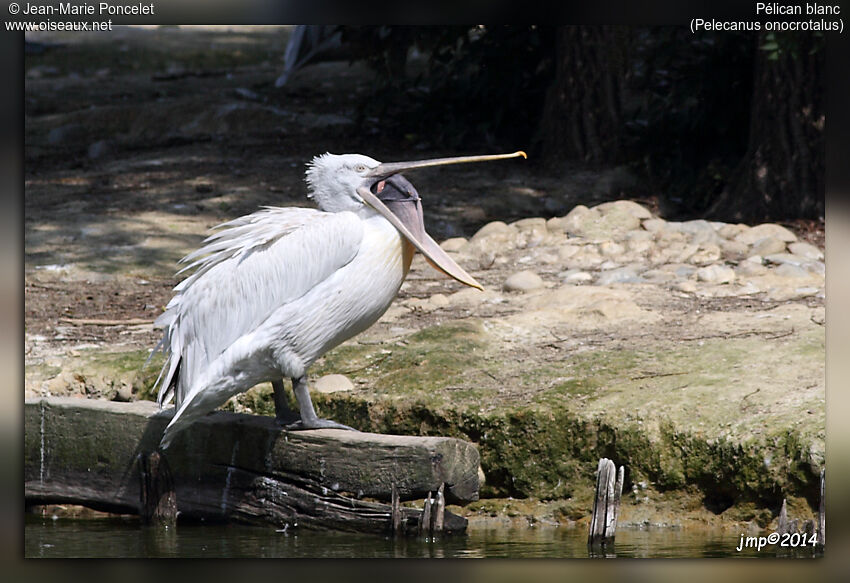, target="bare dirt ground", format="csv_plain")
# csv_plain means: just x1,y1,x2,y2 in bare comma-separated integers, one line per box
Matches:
25,26,825,530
